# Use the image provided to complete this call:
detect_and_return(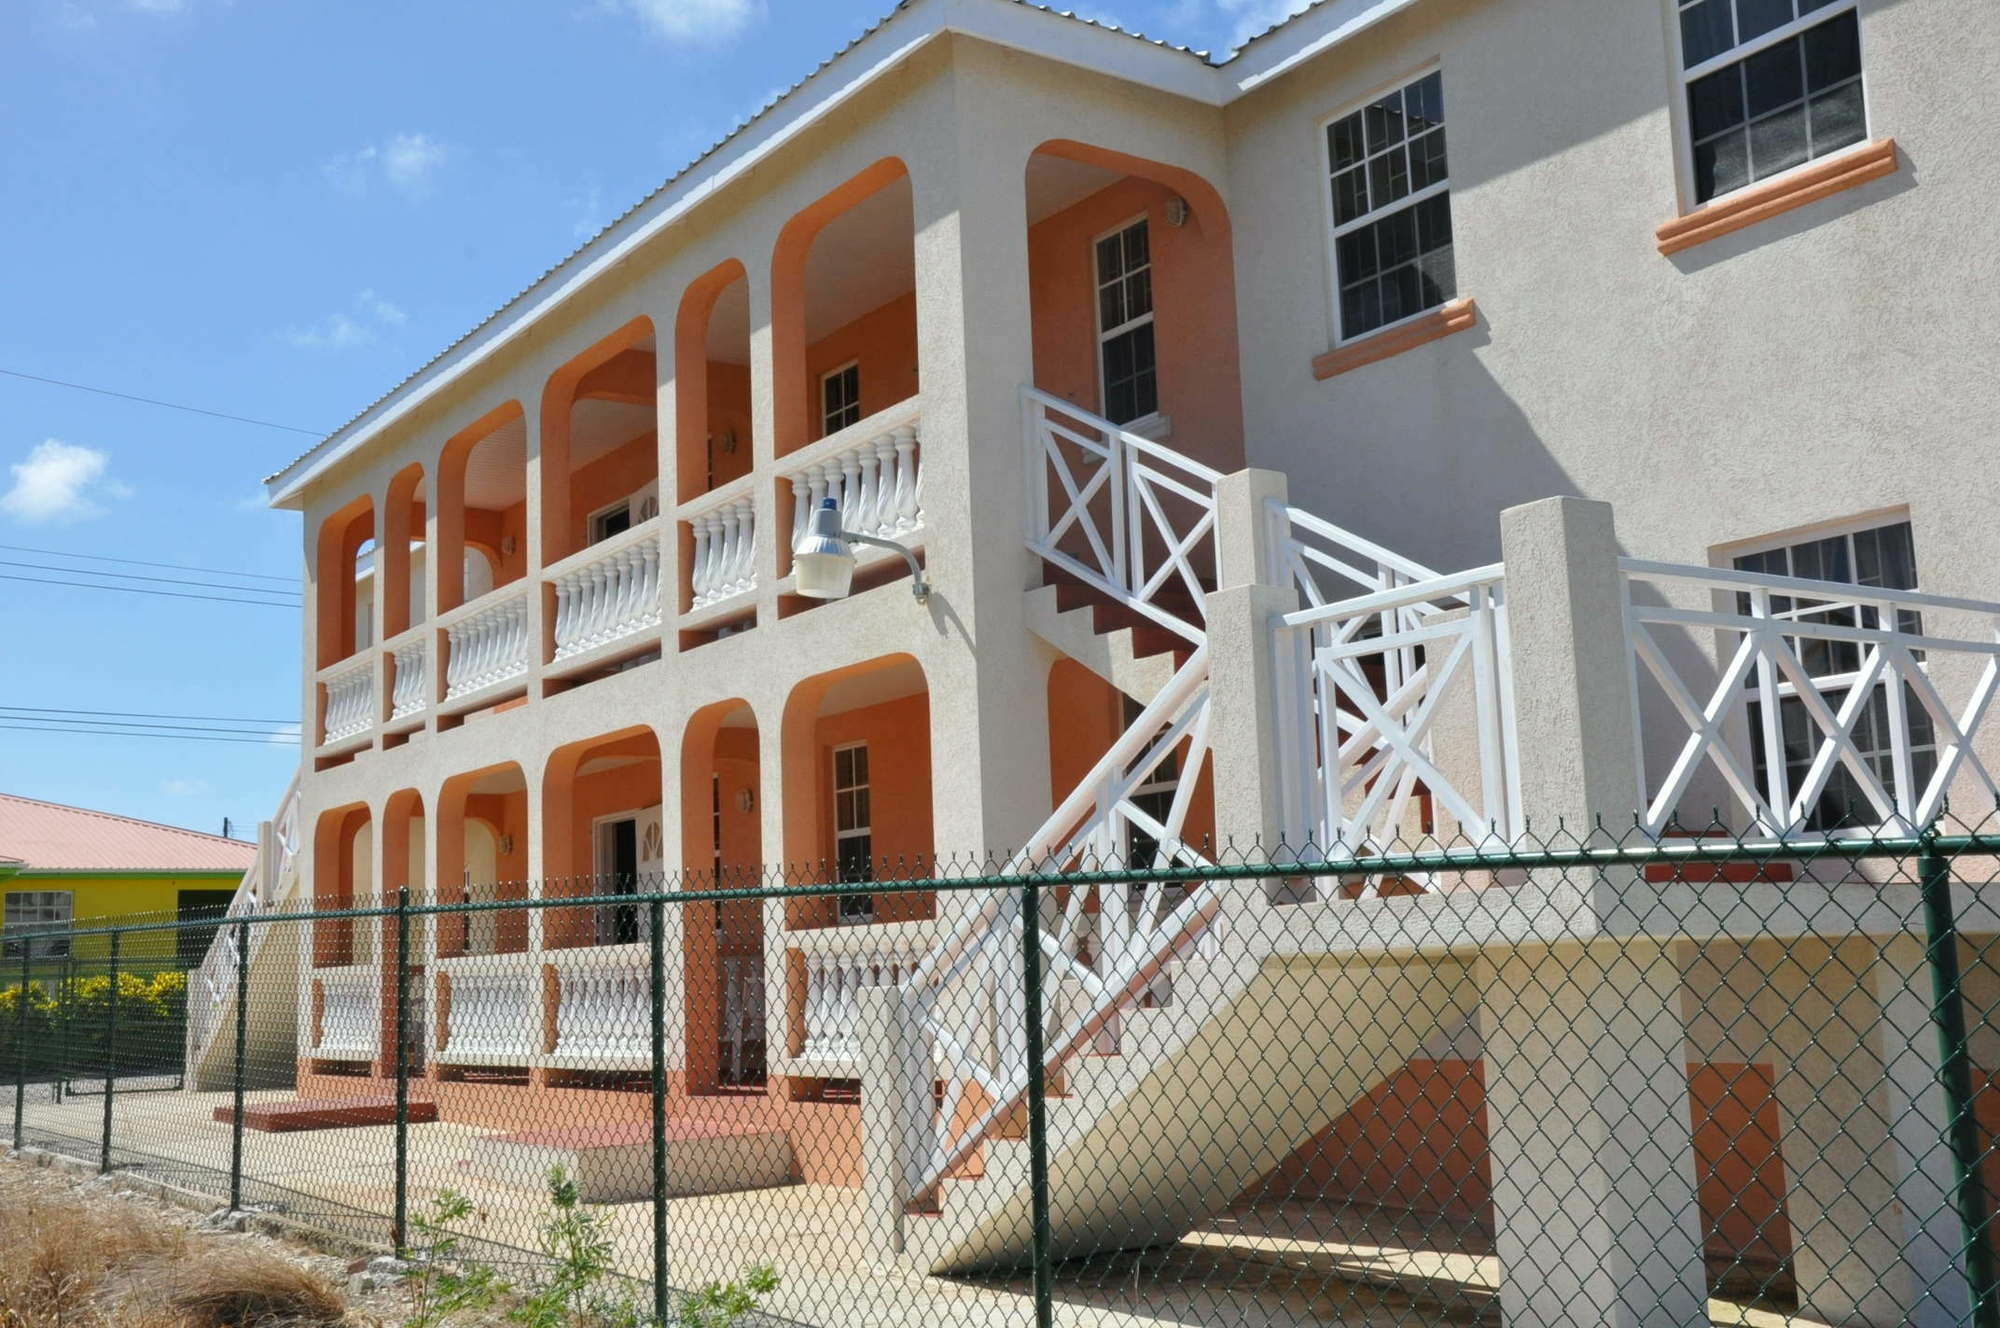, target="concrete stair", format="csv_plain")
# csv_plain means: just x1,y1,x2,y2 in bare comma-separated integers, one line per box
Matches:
1023,569,1196,707
902,904,1480,1274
